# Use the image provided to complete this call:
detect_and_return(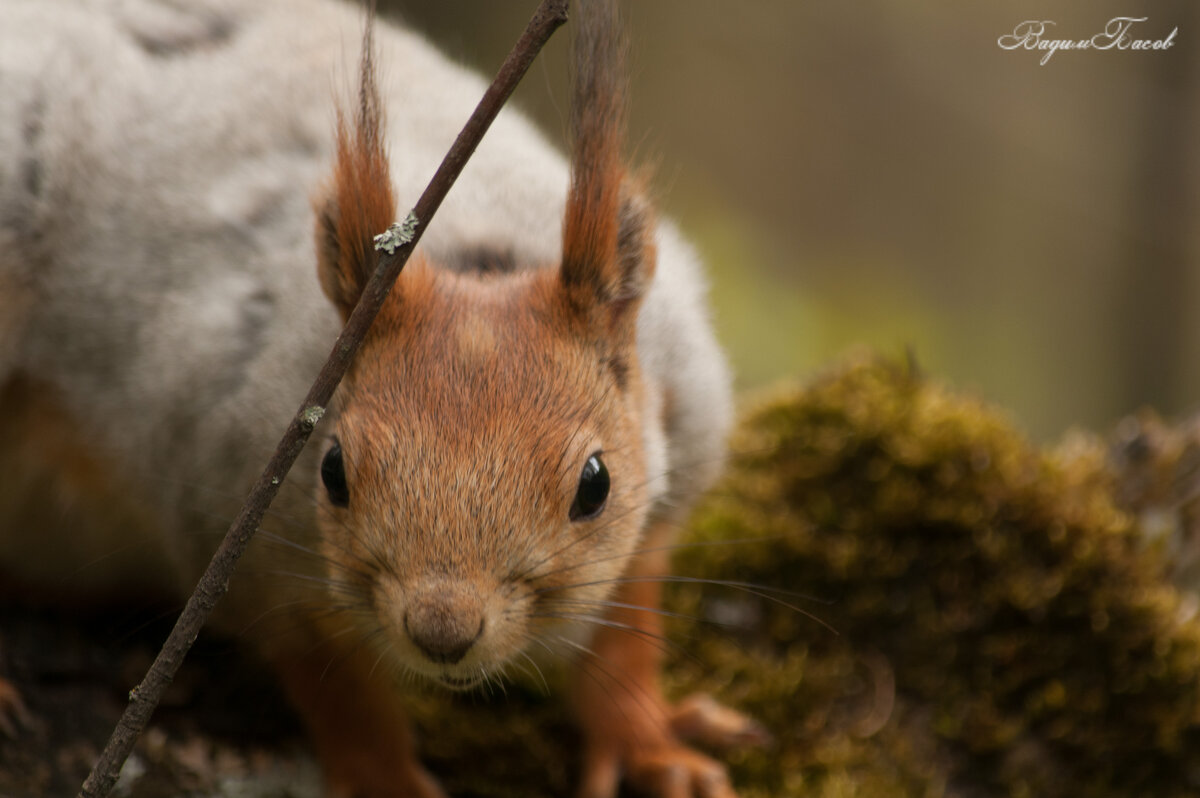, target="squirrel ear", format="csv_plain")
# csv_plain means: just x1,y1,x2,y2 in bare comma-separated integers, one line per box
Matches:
615,188,657,302
560,183,657,331
313,189,365,321
313,10,396,322
559,0,653,330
